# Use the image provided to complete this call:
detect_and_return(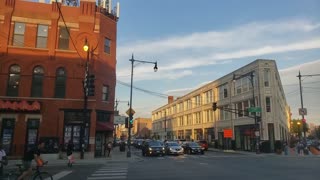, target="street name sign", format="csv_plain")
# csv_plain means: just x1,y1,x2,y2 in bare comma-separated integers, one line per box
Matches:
248,107,262,113
114,115,126,125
